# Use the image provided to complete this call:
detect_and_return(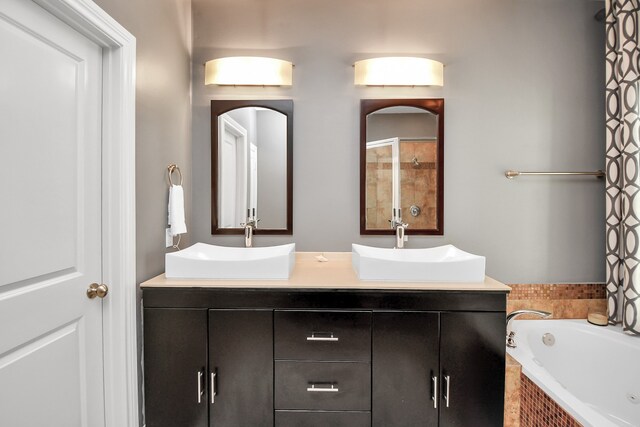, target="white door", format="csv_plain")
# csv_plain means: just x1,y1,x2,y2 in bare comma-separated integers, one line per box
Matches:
218,114,248,227
0,0,105,426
